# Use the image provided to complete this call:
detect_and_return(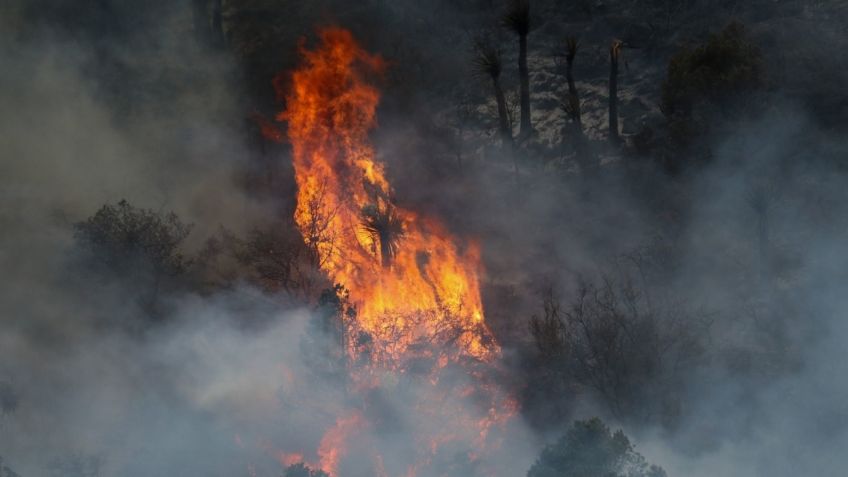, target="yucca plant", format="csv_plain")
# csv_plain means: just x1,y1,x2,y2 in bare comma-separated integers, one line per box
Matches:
502,0,533,138
473,39,513,148
361,202,405,267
